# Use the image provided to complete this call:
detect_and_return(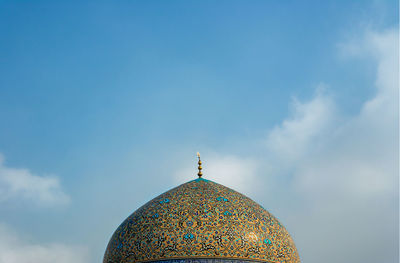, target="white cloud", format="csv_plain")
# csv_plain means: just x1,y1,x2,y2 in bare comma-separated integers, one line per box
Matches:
293,28,397,198
265,86,337,169
0,223,89,263
0,154,70,206
266,28,398,263
260,28,398,263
